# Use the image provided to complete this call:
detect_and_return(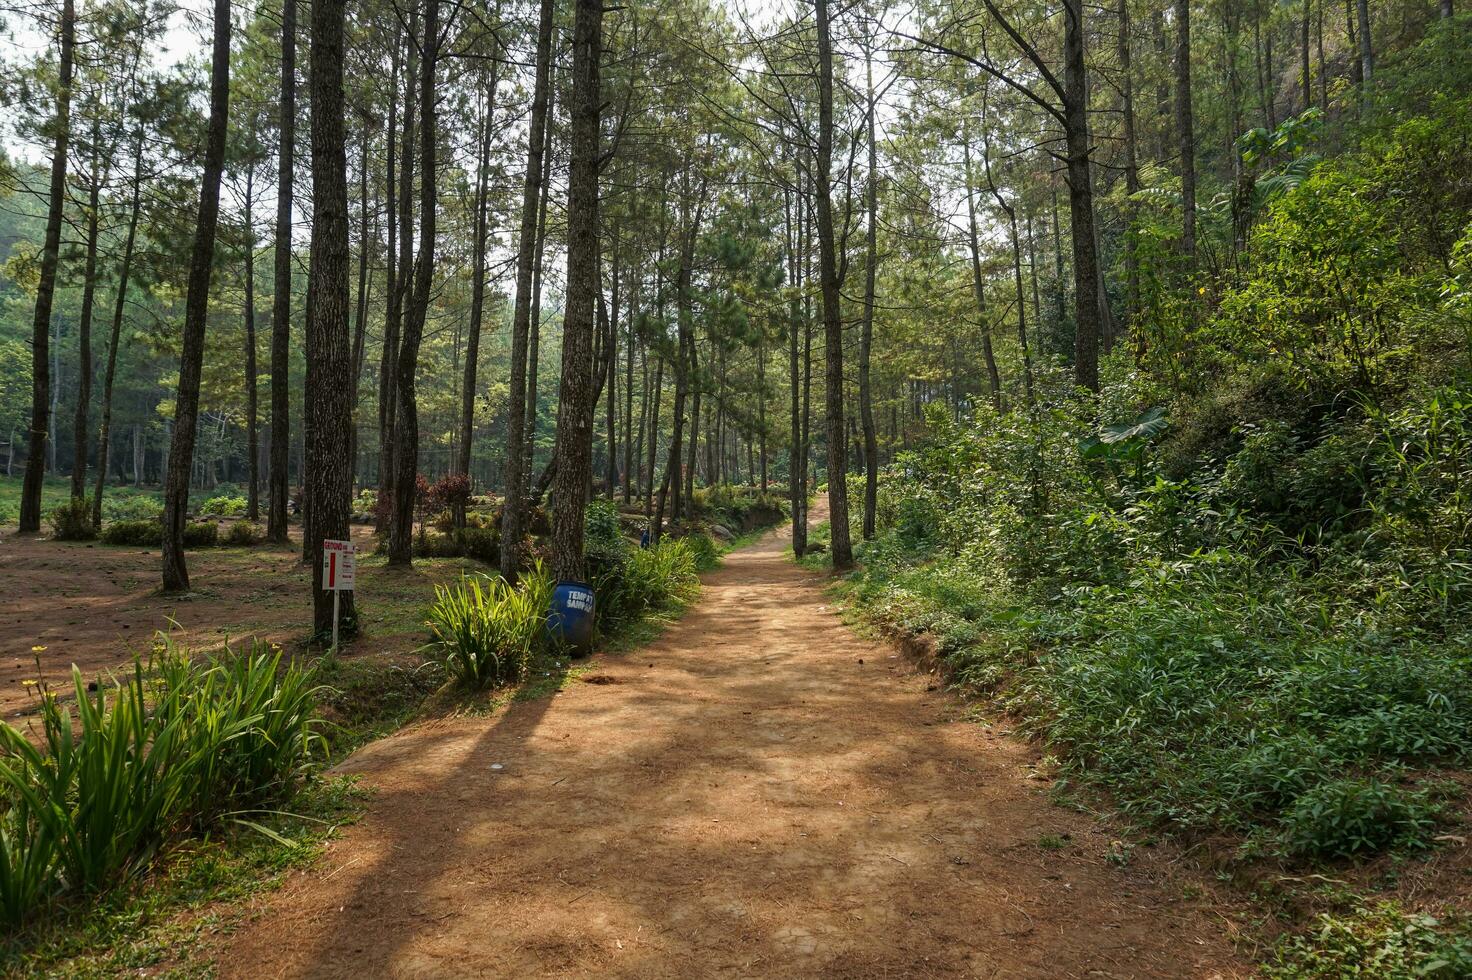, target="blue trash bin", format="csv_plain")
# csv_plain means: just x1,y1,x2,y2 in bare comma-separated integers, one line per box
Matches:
548,580,596,656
